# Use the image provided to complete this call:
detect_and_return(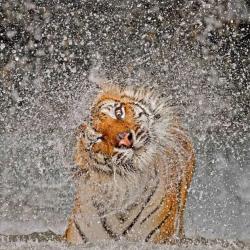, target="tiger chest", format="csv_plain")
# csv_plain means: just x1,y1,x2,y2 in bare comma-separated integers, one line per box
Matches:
78,170,157,224
91,175,147,215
